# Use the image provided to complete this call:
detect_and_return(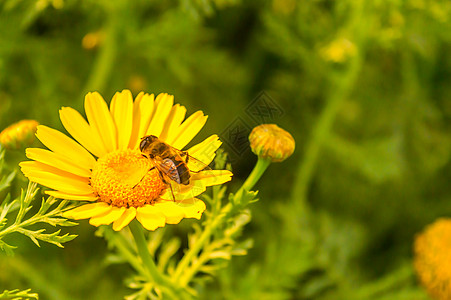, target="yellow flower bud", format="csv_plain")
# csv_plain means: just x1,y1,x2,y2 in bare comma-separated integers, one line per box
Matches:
414,218,451,300
0,120,39,150
320,38,357,63
249,124,295,162
82,31,104,50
